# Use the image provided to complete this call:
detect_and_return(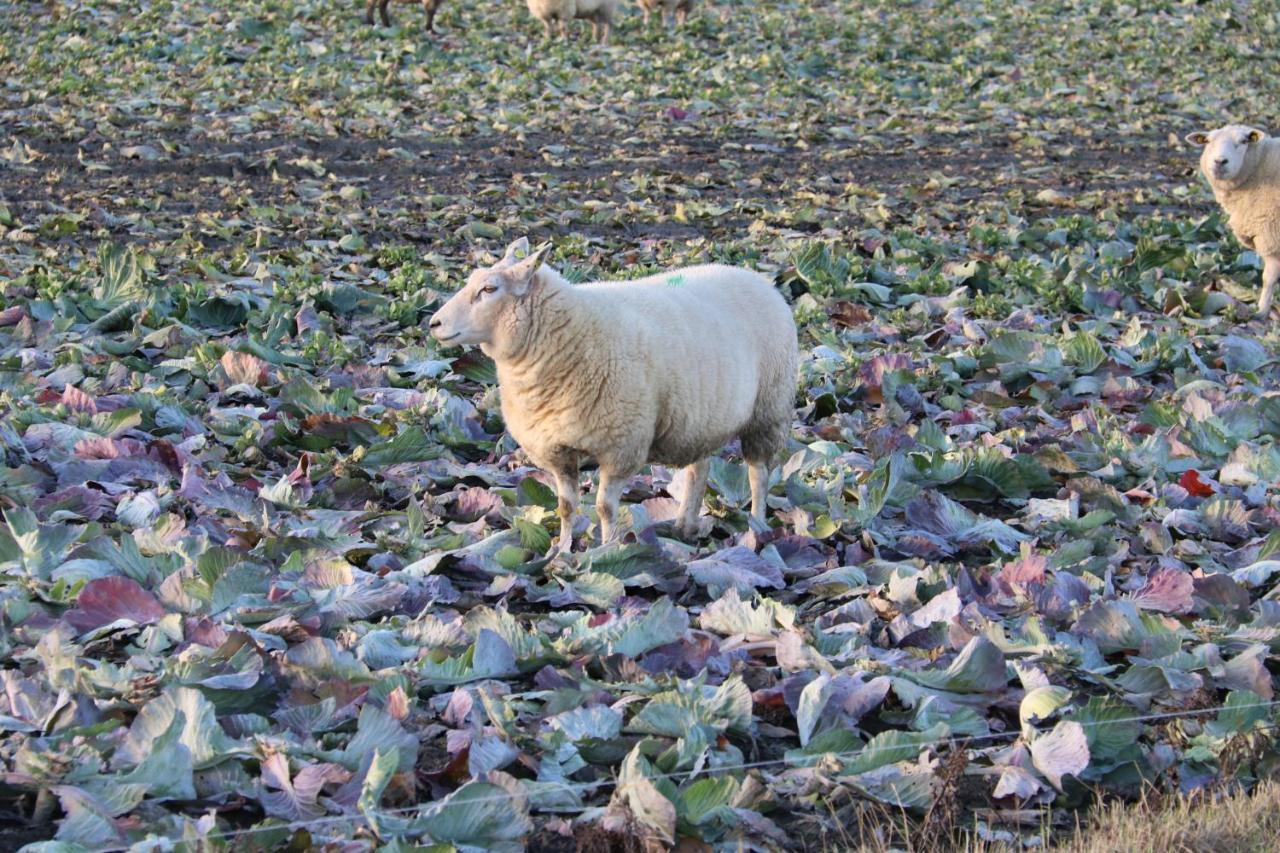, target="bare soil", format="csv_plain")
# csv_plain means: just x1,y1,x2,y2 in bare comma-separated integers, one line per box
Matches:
3,129,1202,252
